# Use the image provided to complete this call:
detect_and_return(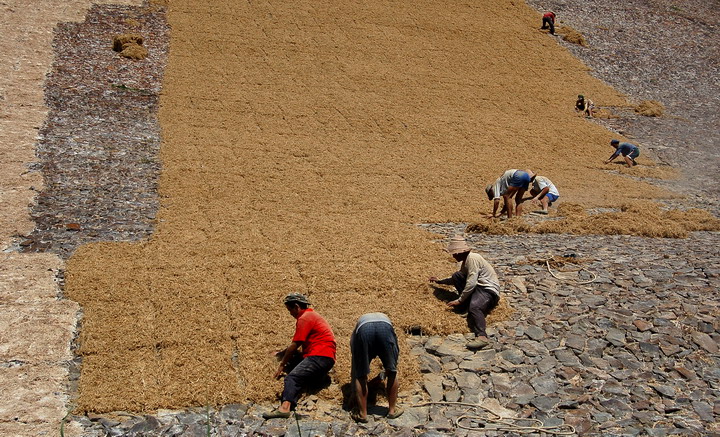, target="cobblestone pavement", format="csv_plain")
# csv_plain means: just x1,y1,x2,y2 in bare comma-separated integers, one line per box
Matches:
18,3,167,258
7,0,718,436
70,230,719,436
